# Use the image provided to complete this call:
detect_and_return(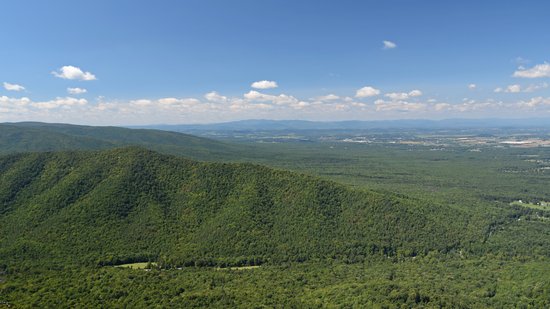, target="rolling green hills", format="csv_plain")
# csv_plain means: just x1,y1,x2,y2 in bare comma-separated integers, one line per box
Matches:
0,147,474,268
